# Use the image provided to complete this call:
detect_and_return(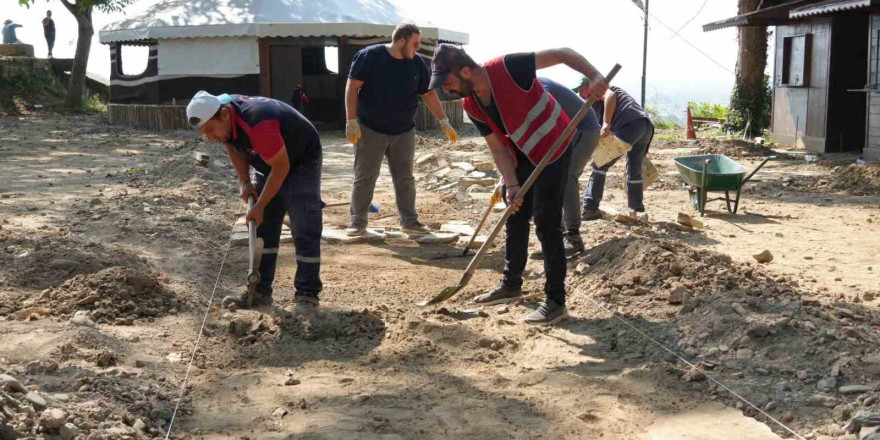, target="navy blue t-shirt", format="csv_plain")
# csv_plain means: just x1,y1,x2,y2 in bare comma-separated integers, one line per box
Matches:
349,44,430,135
592,86,650,131
224,95,322,176
538,77,600,132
